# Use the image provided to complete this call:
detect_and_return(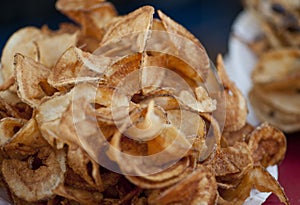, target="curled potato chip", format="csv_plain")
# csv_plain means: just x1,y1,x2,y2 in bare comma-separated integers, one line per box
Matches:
249,85,300,132
252,48,300,84
2,118,48,160
54,184,103,205
125,157,193,189
48,46,117,90
100,6,154,54
56,0,116,40
220,166,289,205
36,32,78,68
36,91,73,148
1,27,43,82
67,145,103,191
248,122,286,167
148,165,217,205
216,55,248,132
157,10,209,80
0,117,26,145
2,147,66,202
14,54,57,108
